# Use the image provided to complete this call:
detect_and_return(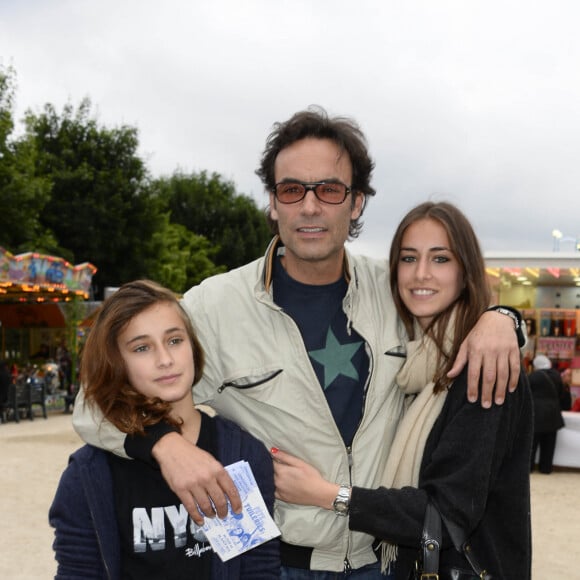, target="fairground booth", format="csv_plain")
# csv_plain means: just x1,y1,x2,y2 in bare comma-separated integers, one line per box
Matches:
0,247,97,373
486,250,580,469
485,251,580,377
